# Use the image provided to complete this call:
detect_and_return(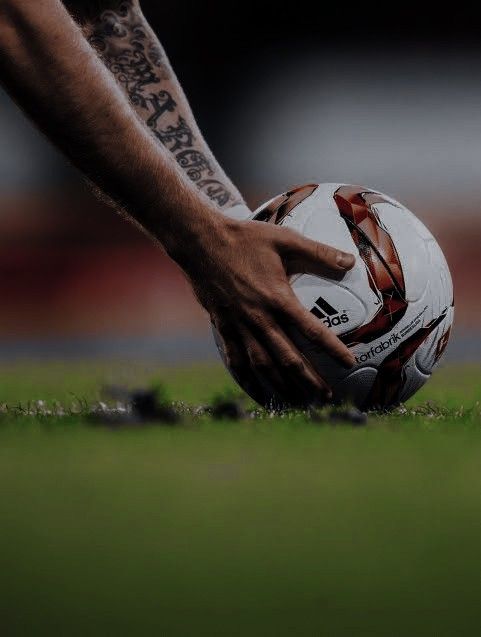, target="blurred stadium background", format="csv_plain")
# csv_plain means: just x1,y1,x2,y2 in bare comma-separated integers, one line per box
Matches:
0,2,479,365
